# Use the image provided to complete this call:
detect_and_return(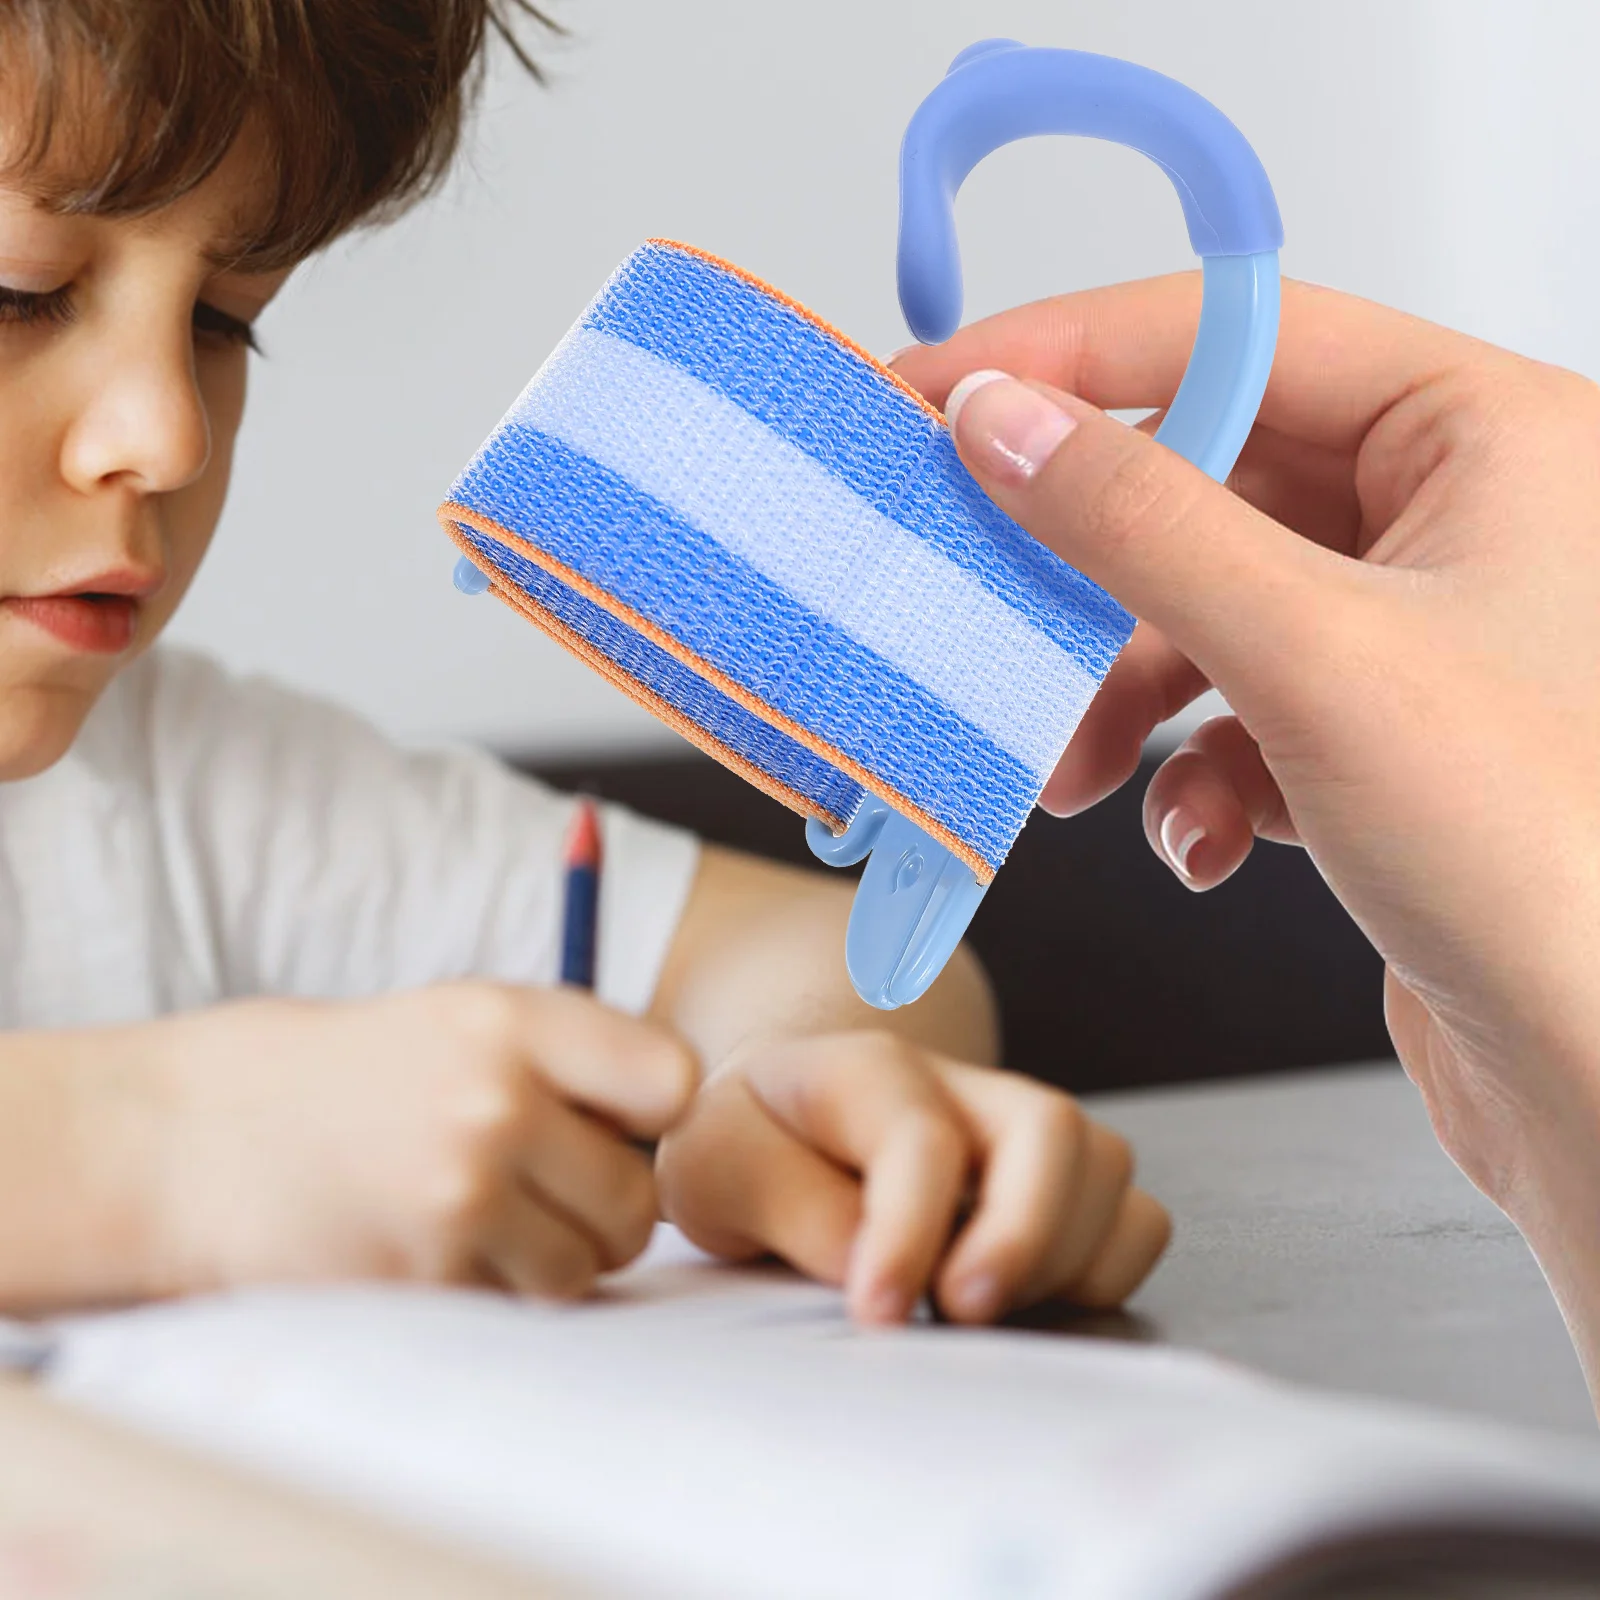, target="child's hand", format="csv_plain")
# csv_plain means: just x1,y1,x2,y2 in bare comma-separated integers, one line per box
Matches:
655,1033,1169,1324
146,984,698,1298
